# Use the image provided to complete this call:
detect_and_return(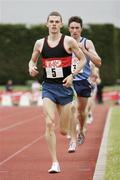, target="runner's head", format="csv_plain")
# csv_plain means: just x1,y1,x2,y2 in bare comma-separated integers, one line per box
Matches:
46,11,63,33
68,16,83,40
